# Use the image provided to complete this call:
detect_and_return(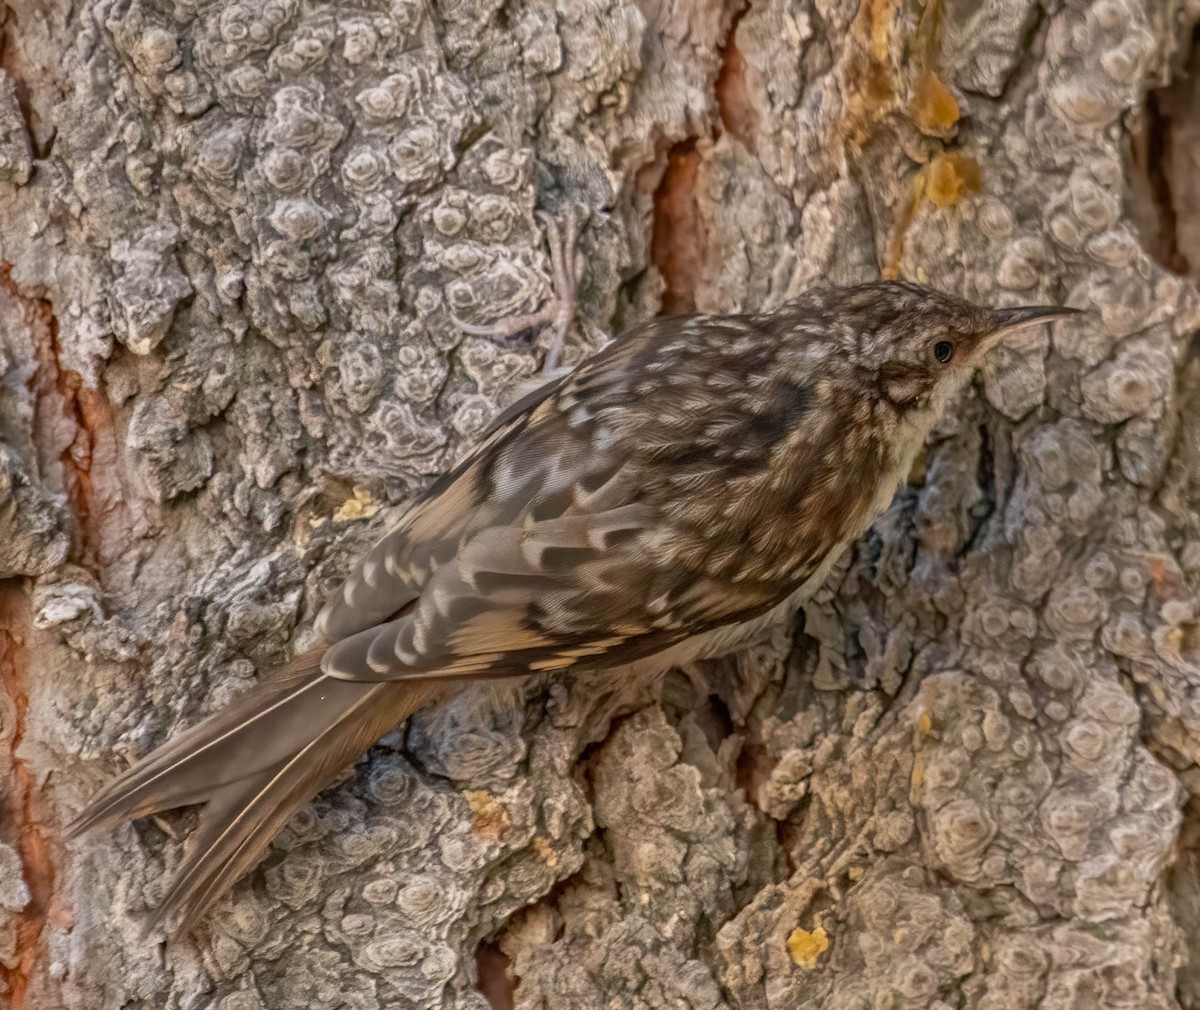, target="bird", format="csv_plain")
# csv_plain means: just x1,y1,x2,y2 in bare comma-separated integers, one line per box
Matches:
69,280,1078,934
